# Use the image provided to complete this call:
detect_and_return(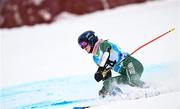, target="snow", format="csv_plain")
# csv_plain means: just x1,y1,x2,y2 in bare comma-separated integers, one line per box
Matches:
0,0,180,109
0,31,2,88
91,92,180,109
